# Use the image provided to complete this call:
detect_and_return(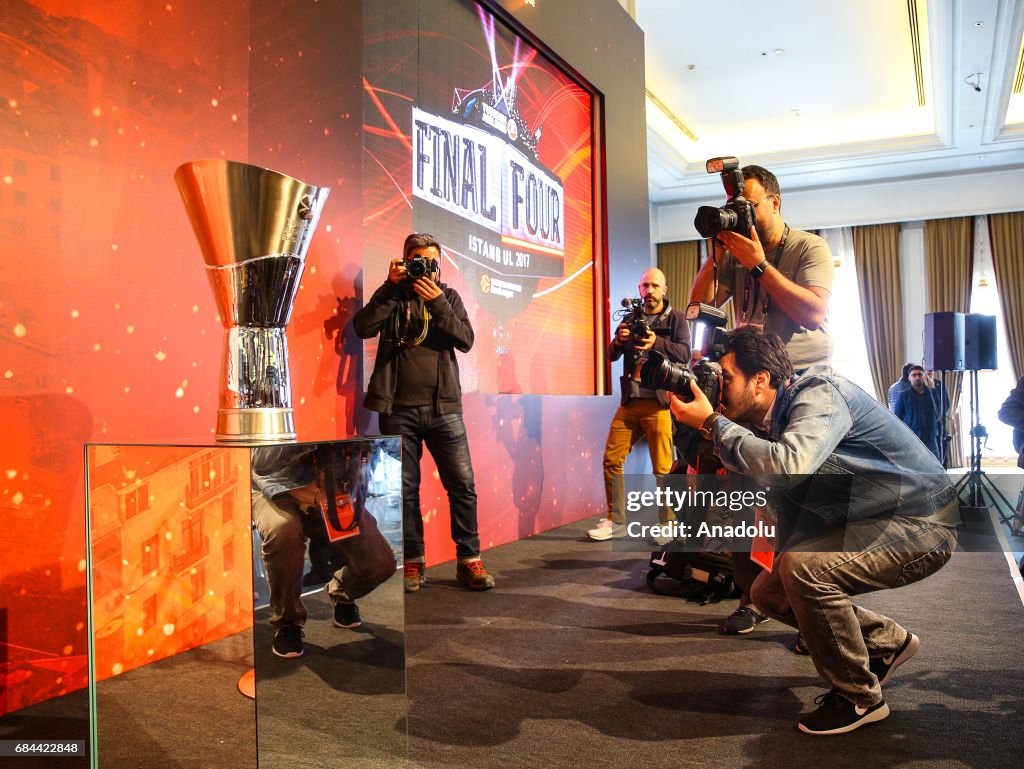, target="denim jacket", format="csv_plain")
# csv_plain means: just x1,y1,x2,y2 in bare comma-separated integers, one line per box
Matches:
710,365,959,529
